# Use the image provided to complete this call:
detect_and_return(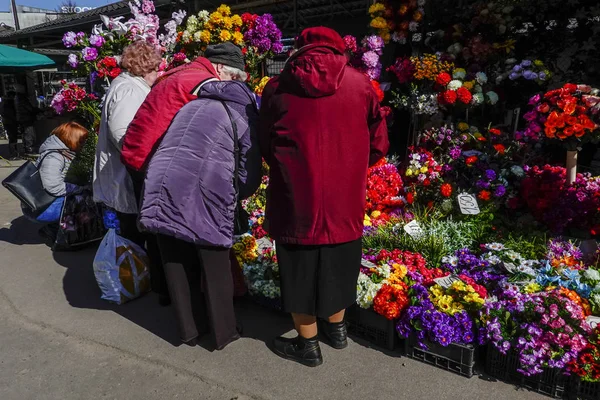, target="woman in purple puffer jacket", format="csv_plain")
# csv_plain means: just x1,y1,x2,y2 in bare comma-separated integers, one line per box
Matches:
139,80,261,349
